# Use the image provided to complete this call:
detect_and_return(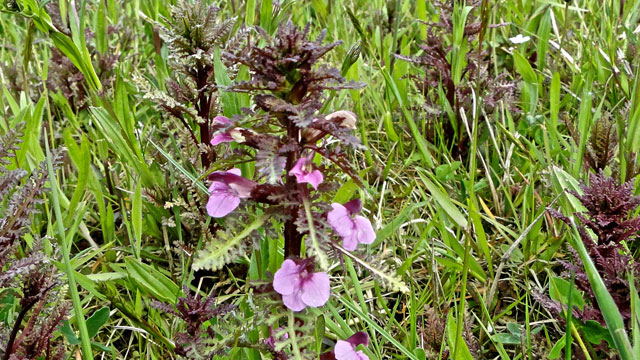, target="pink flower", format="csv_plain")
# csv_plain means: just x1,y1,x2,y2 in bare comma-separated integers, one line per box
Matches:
210,116,245,145
288,156,323,189
335,340,369,360
327,199,375,251
206,168,256,218
320,332,370,360
273,258,330,311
